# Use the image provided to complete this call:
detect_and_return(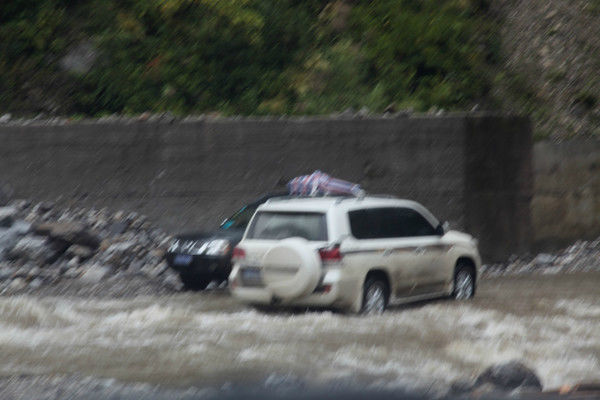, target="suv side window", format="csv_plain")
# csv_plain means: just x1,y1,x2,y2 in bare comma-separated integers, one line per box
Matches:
349,207,436,239
395,207,437,237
